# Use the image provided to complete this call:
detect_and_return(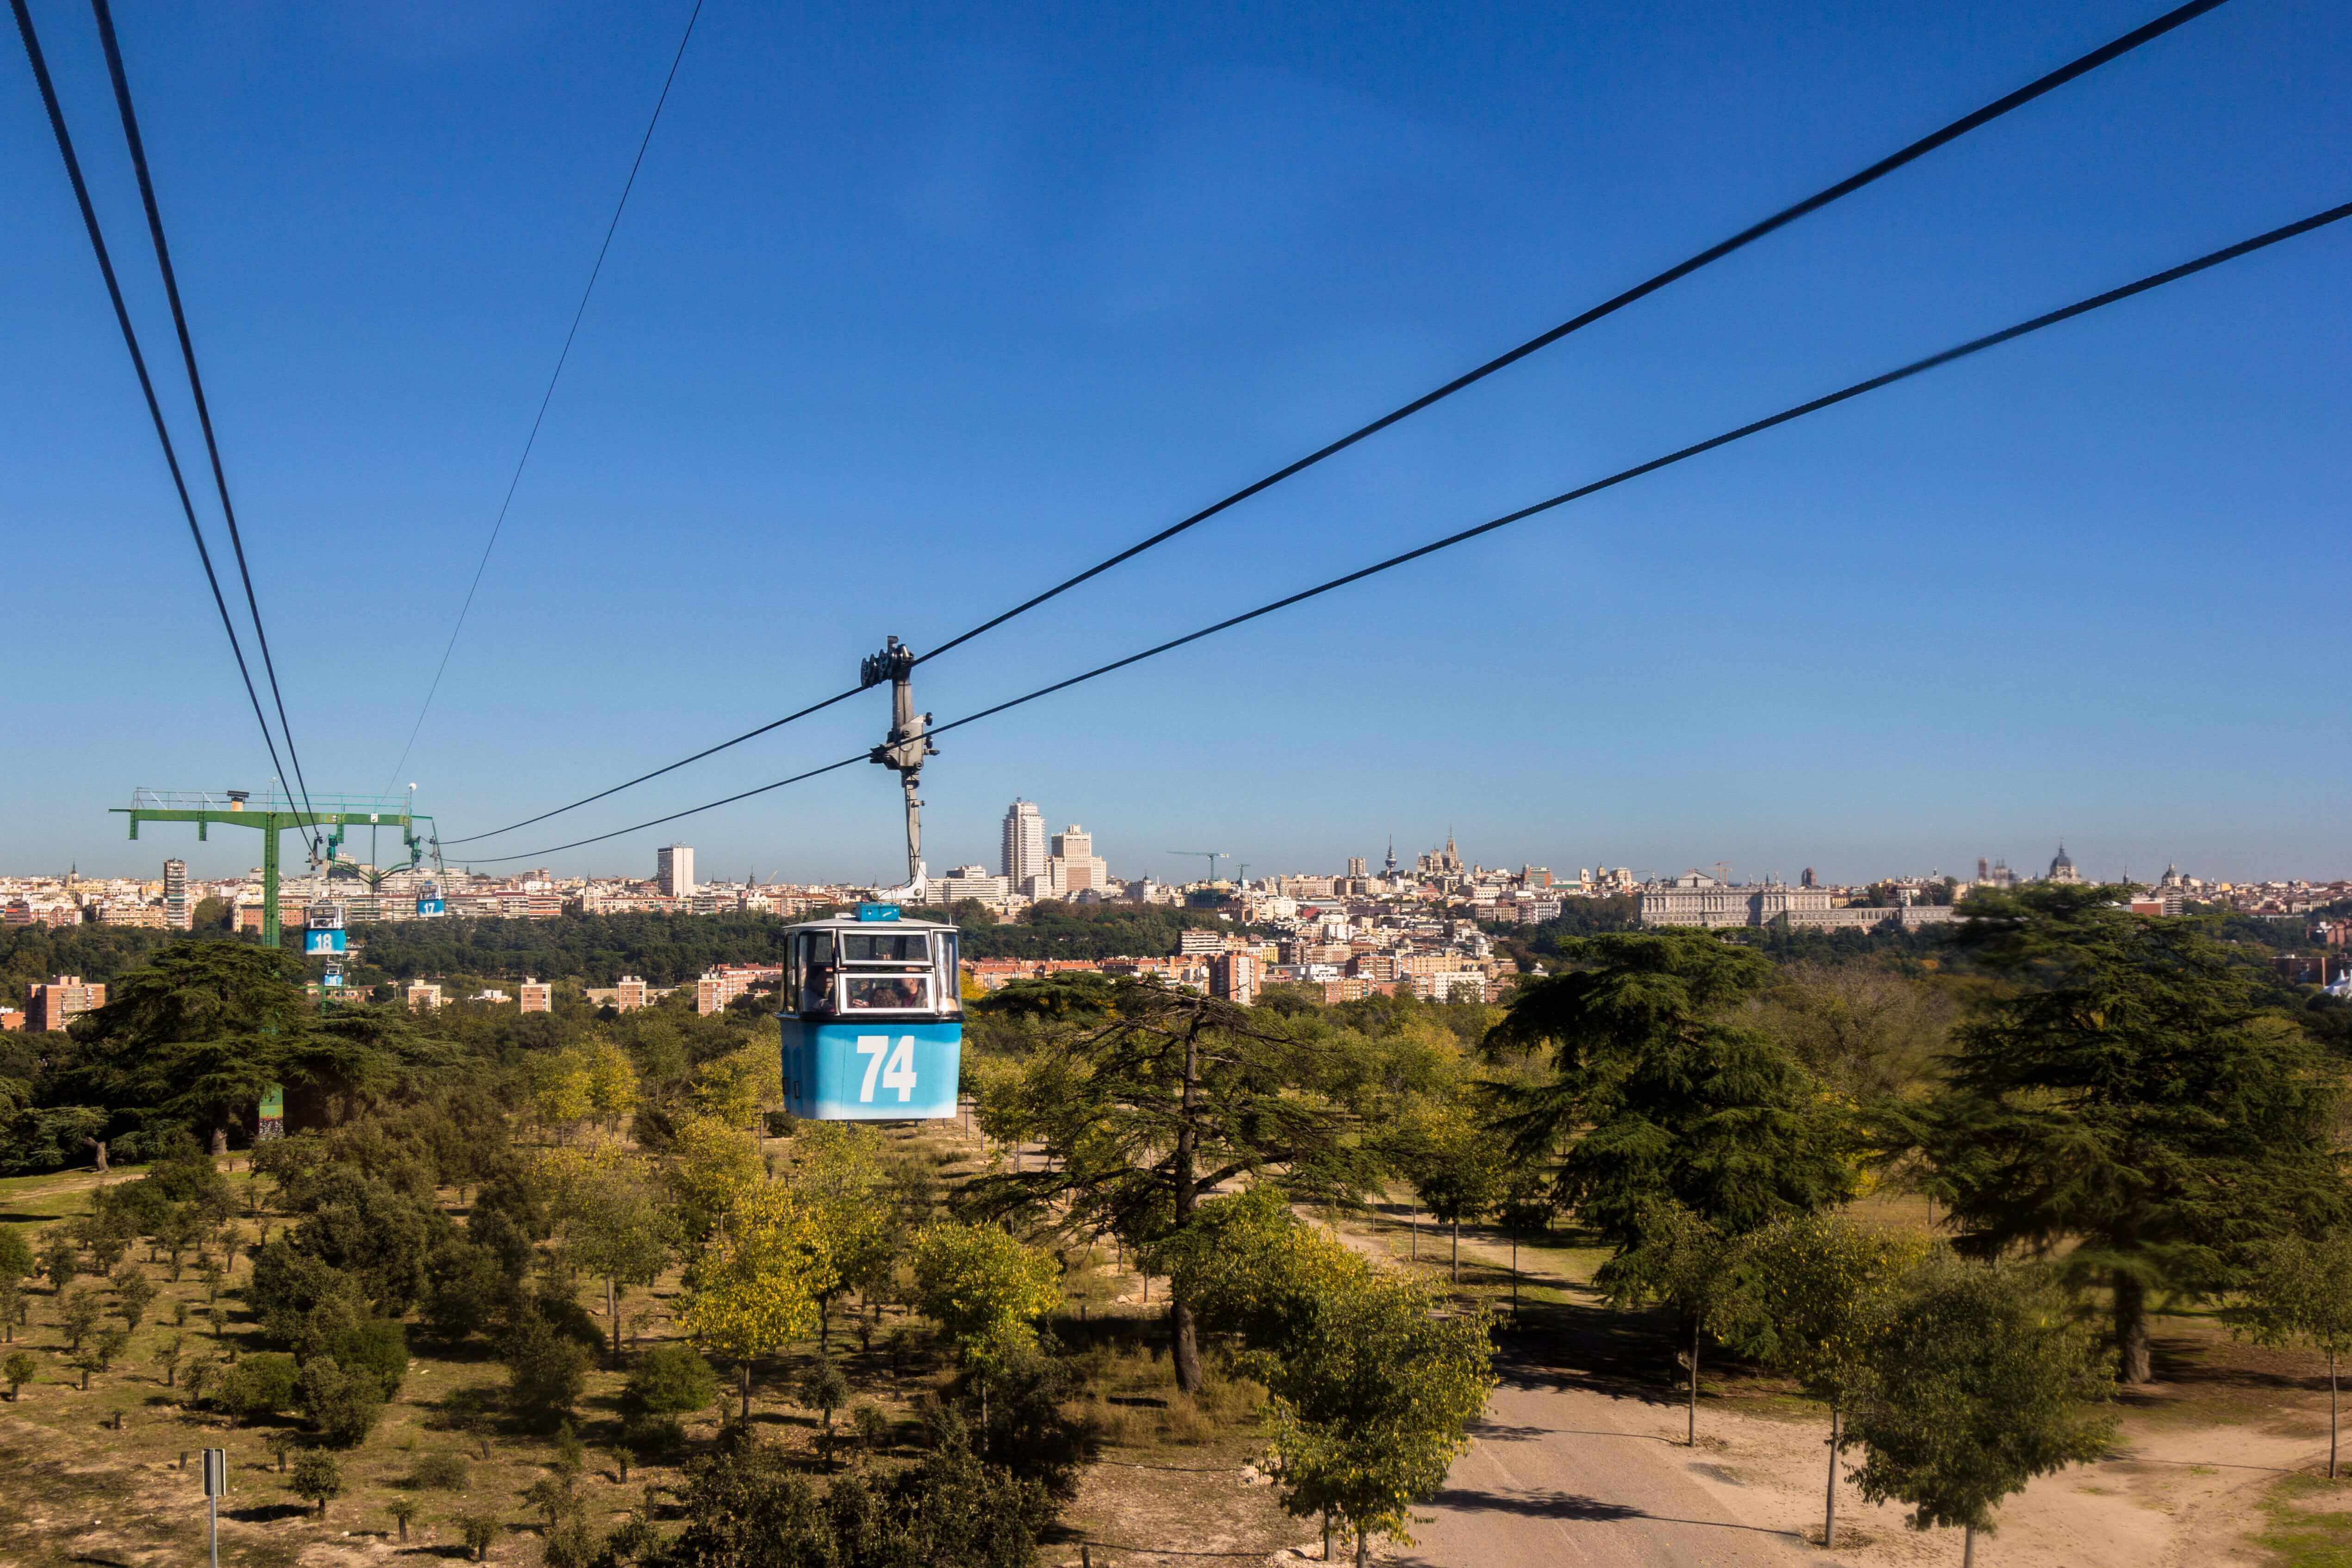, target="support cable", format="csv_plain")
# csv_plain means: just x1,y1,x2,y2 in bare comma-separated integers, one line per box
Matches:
88,0,319,851
457,198,2352,866
11,0,304,831
384,0,708,793
444,0,2234,842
